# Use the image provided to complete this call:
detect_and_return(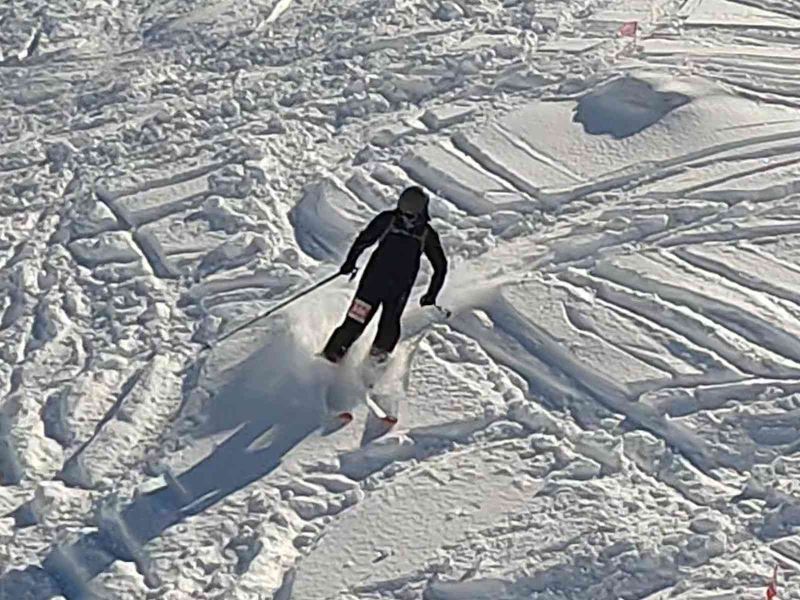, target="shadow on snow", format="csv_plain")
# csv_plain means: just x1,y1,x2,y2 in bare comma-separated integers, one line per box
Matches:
0,325,332,599
573,76,690,139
